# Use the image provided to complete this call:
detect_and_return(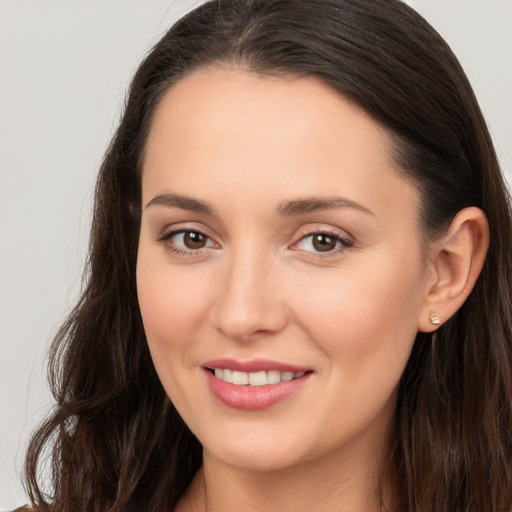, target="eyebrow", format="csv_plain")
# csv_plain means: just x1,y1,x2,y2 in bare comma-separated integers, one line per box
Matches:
277,196,374,217
145,193,214,214
145,193,374,217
